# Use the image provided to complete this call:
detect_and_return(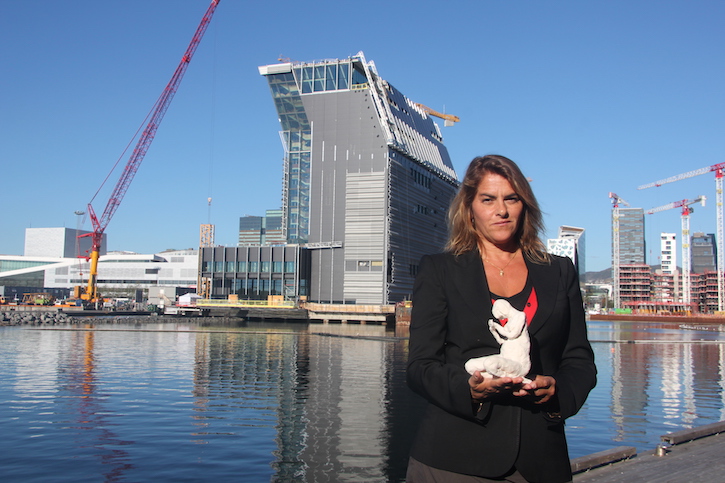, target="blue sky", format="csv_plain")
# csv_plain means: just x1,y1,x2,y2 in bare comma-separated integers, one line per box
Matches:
1,0,723,272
